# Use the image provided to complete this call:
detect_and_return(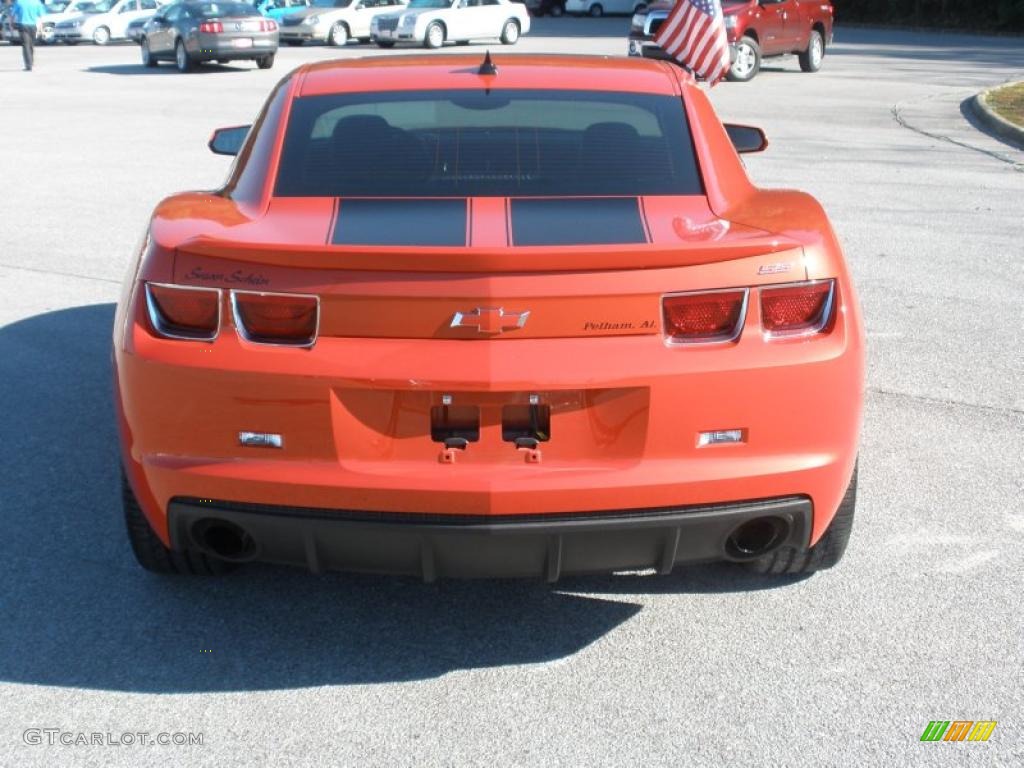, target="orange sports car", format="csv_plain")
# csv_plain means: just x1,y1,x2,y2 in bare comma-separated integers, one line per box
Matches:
114,53,864,581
